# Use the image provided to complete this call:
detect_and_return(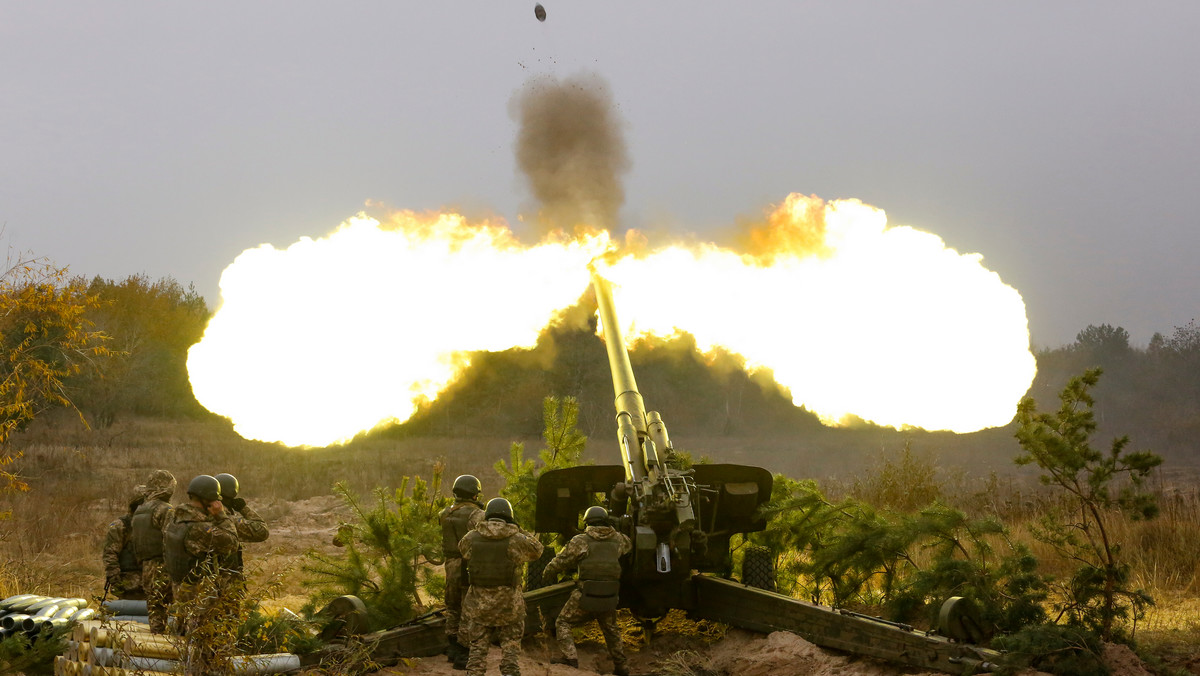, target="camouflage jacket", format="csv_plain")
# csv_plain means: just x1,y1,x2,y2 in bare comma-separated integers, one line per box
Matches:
166,503,239,576
102,514,140,579
229,502,269,544
542,525,632,580
459,519,543,626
